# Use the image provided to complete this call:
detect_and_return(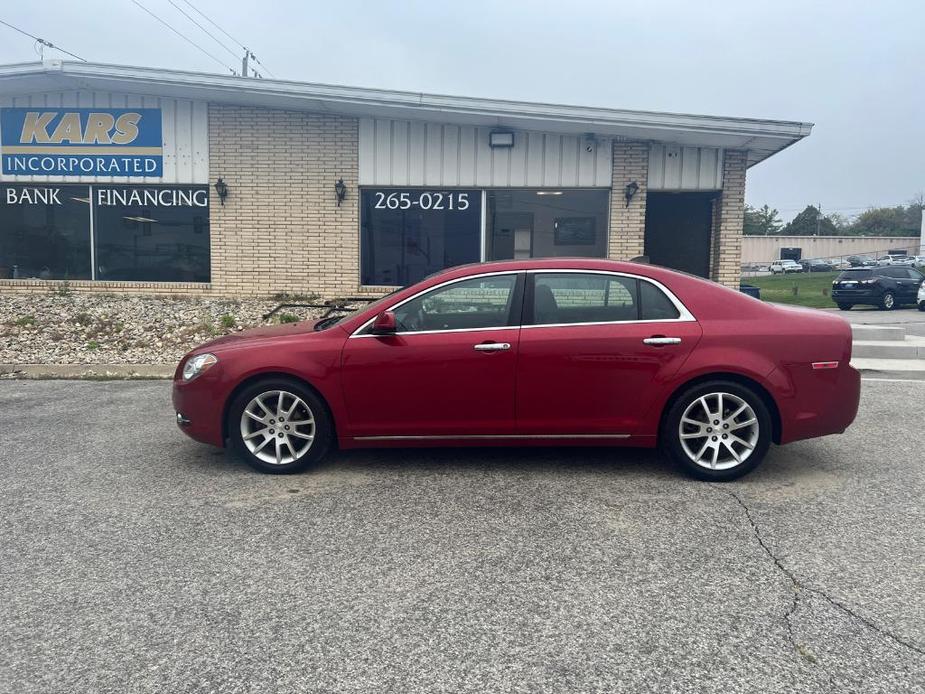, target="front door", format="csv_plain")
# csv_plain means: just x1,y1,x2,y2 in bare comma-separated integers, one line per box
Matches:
340,273,523,438
515,271,702,436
